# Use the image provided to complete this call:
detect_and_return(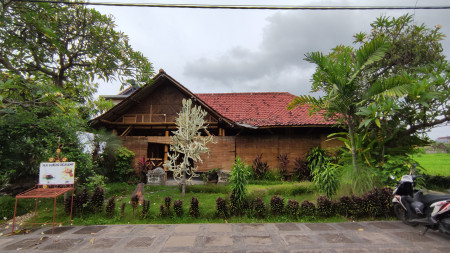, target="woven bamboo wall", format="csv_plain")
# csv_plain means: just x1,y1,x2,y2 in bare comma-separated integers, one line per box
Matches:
120,136,148,166
197,136,236,172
